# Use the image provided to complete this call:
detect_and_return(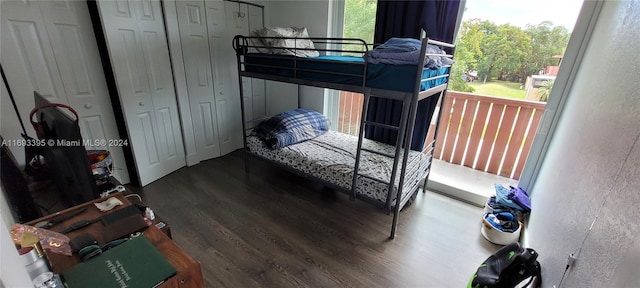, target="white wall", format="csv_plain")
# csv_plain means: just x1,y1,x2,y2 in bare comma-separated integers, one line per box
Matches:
524,1,640,287
0,77,35,275
0,187,33,287
263,0,332,114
